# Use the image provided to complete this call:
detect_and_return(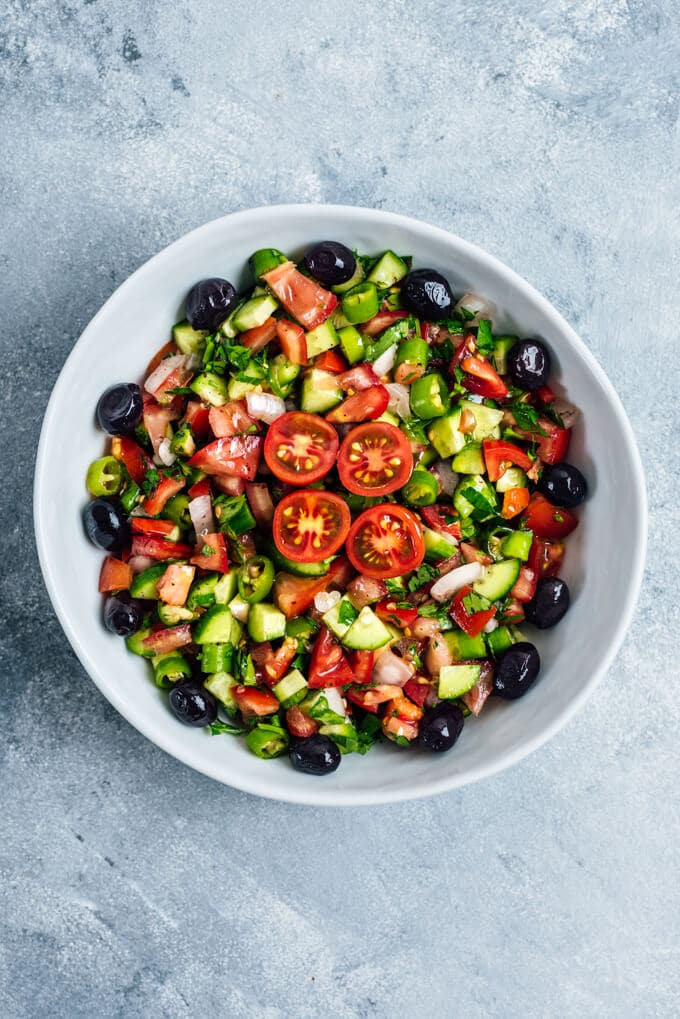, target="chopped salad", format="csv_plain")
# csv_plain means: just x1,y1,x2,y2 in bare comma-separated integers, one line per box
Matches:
83,241,587,776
